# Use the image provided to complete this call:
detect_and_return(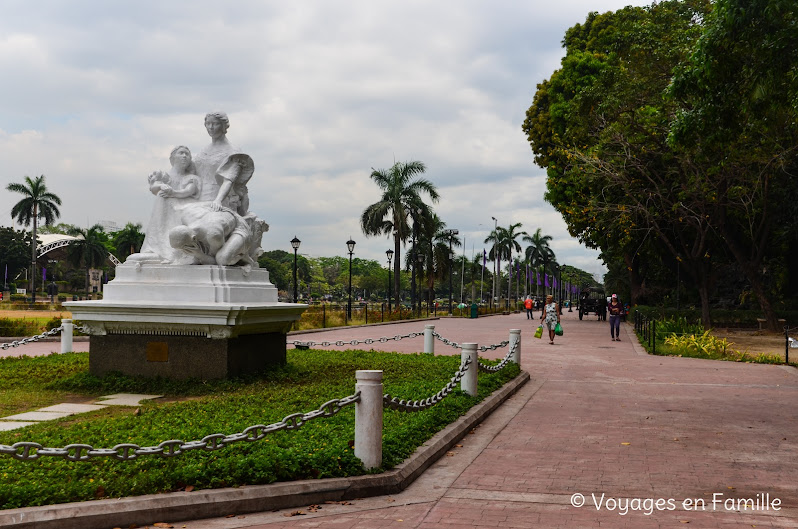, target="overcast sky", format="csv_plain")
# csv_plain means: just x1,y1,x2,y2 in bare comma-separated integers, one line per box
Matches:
1,0,650,280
